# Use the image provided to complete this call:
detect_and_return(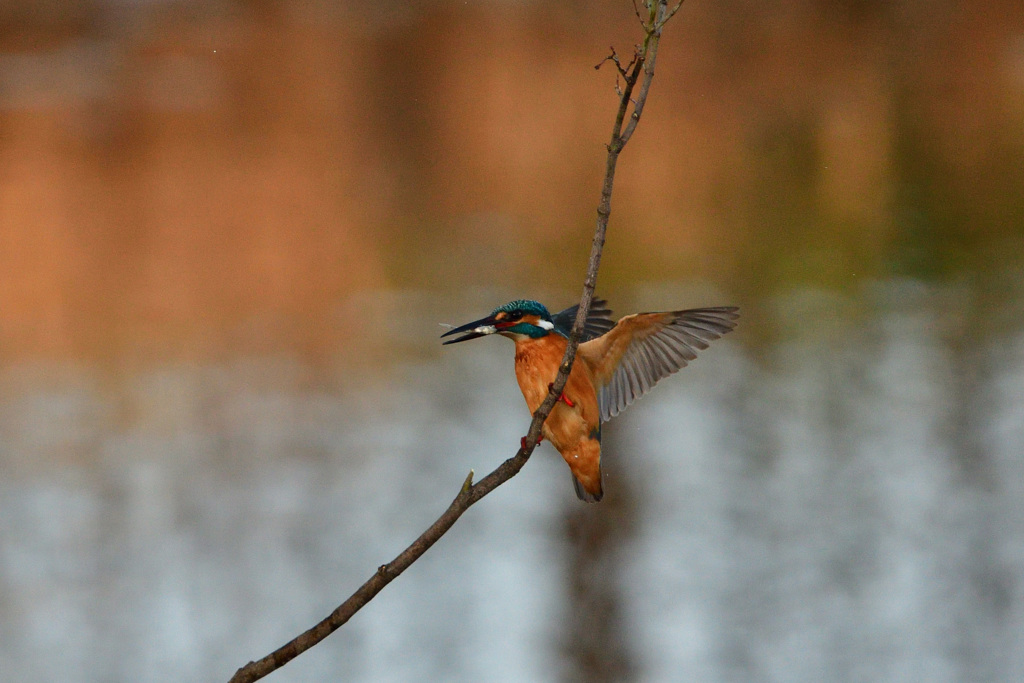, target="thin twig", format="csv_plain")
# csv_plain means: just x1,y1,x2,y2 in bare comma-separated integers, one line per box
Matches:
594,47,629,77
620,1,674,145
227,3,677,681
659,0,686,28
